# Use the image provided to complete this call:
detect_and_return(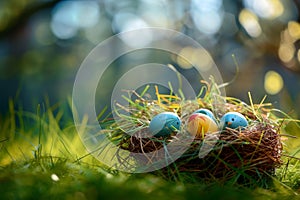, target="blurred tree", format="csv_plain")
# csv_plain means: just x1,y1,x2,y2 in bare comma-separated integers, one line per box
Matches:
0,0,299,118
0,0,62,39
